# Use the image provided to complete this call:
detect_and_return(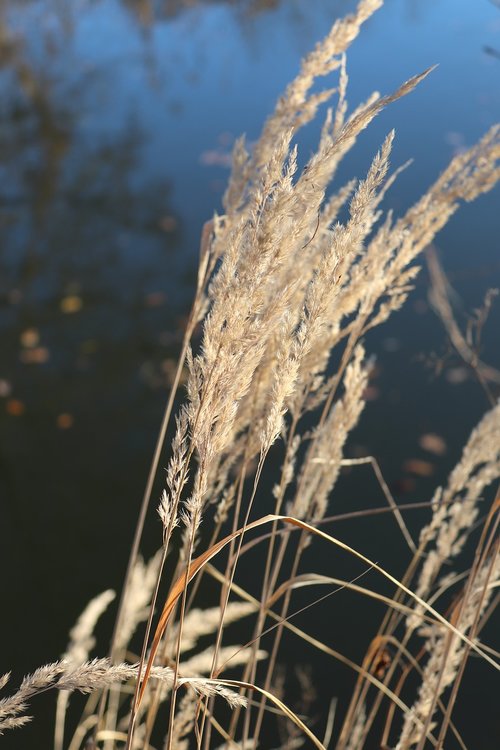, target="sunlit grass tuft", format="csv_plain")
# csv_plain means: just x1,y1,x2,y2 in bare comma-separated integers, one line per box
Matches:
1,1,499,748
